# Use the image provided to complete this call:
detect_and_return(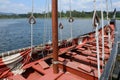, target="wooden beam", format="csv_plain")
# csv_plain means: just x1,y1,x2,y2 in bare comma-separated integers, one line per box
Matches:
52,0,59,74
